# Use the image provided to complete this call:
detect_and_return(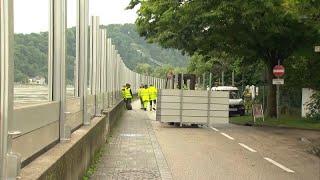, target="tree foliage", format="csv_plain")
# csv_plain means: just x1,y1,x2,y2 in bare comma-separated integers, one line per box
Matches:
13,24,188,83
106,24,188,70
307,91,320,121
129,0,320,117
